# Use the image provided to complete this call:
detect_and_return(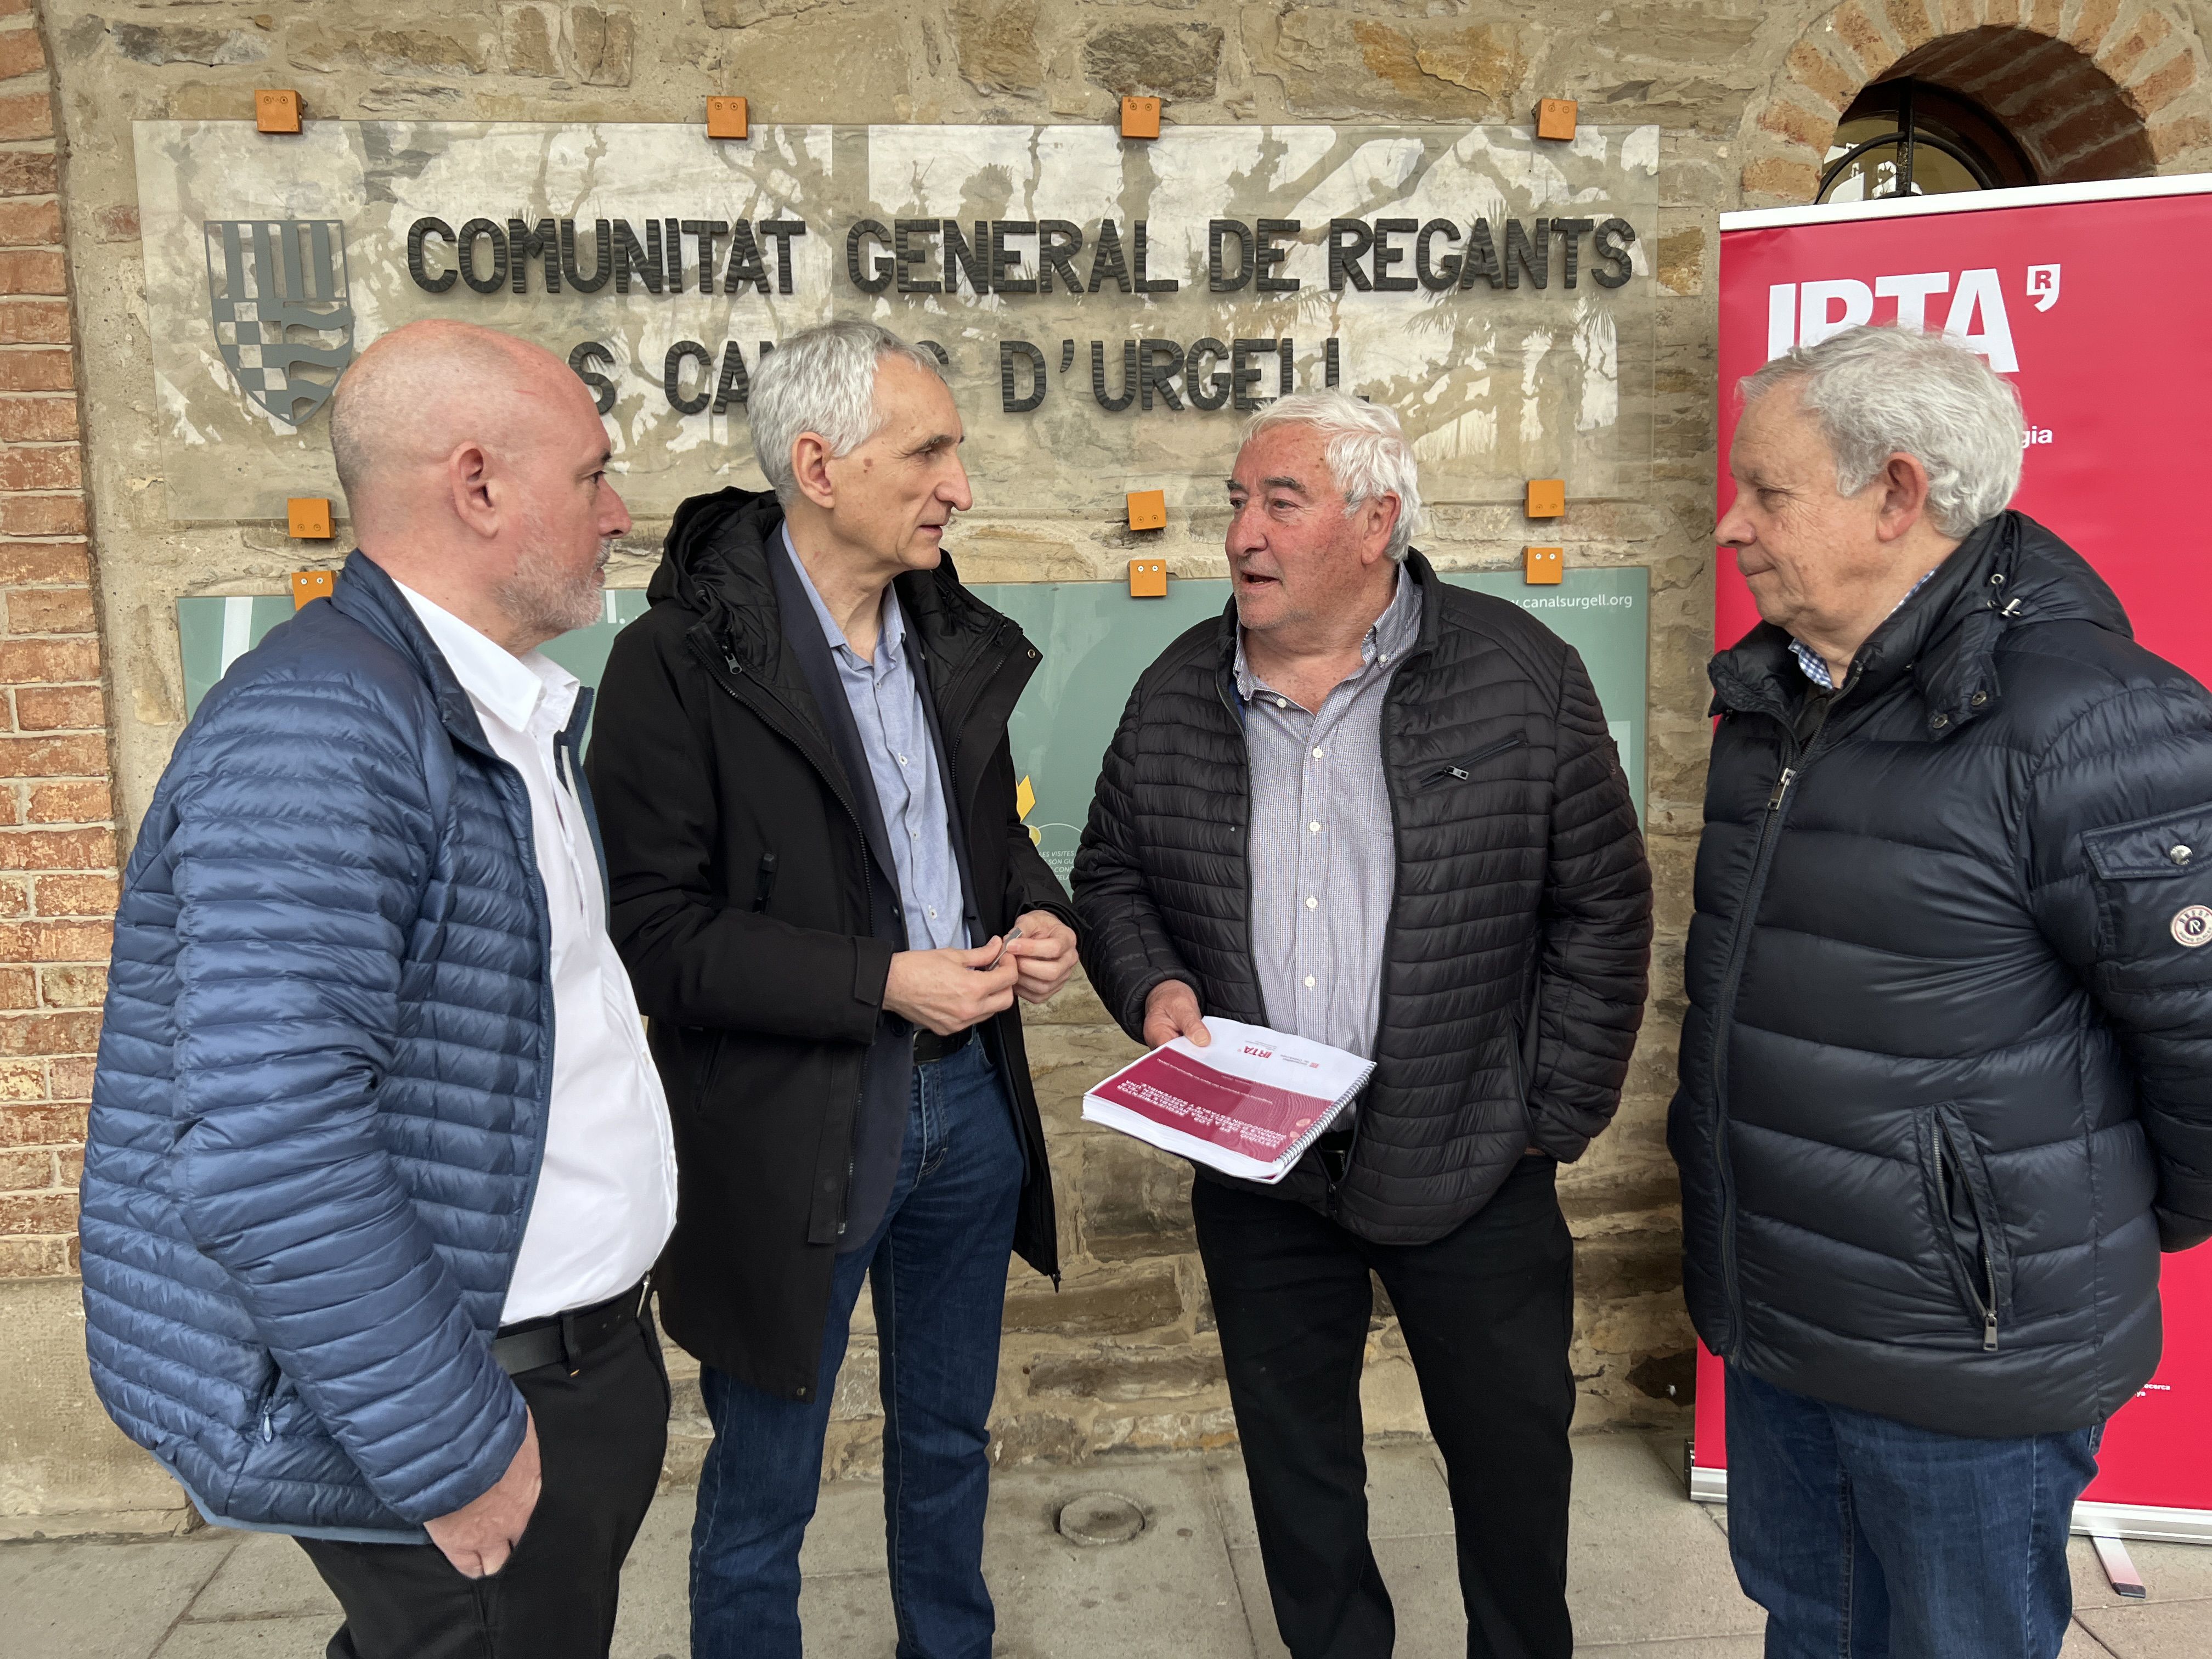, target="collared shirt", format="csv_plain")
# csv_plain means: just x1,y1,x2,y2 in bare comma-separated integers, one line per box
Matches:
396,584,677,1325
1236,569,1424,1064
1789,568,1939,690
782,526,969,951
